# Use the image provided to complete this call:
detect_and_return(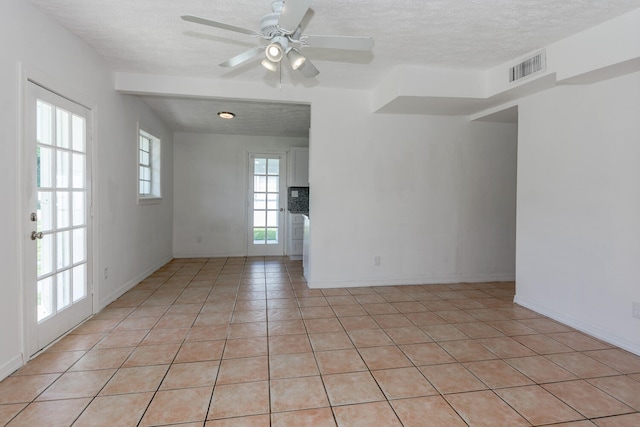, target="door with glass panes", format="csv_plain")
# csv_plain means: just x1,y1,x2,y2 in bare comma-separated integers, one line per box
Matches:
25,82,93,356
248,154,286,256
